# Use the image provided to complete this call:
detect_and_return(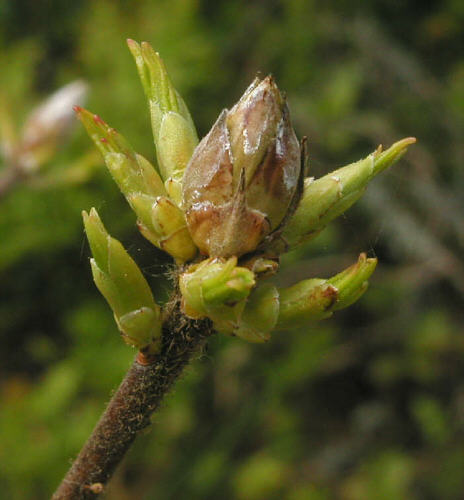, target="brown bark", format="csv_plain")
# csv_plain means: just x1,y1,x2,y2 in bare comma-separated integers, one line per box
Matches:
52,297,213,499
